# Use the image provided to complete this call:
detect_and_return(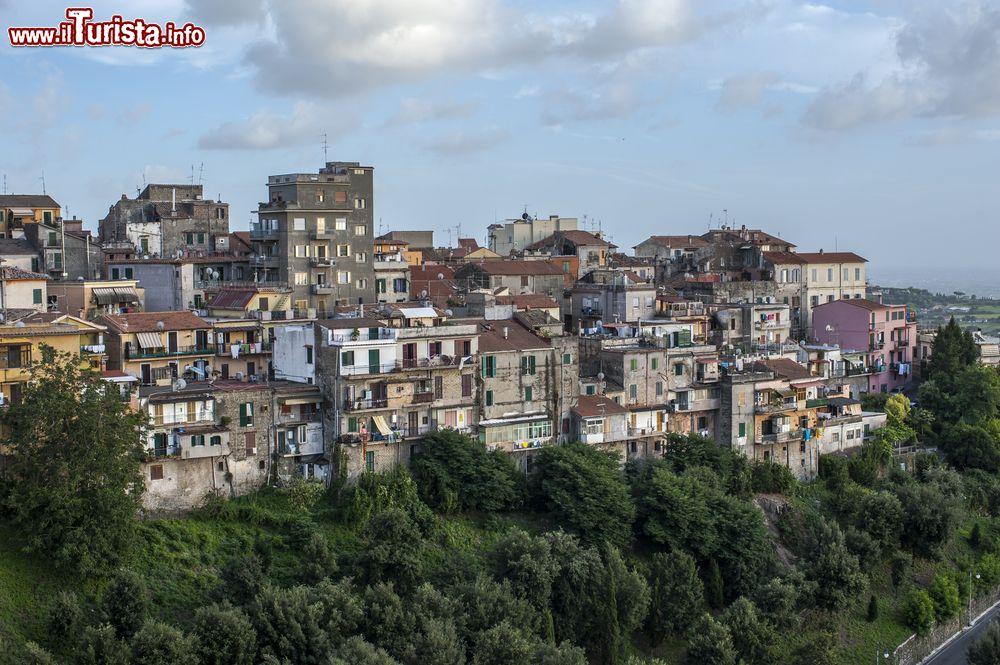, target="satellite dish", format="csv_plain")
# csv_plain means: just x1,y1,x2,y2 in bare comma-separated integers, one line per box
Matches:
522,212,529,220
437,273,444,280
445,309,454,316
595,320,603,328
420,290,428,298
825,324,834,332
172,378,187,391
15,321,26,328
157,321,165,330
597,372,605,381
